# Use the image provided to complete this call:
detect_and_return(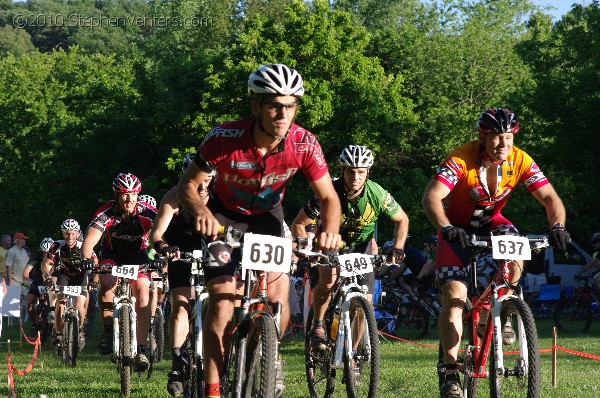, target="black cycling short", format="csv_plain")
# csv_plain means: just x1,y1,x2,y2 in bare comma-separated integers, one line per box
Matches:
168,259,193,290
57,271,89,293
27,269,44,297
203,203,284,284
